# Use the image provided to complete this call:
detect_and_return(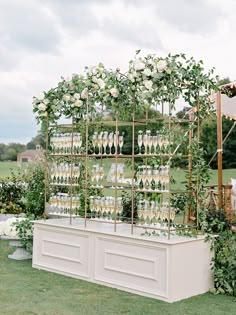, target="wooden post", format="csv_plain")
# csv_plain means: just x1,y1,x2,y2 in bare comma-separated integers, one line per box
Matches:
217,92,223,209
223,184,232,220
187,109,194,222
